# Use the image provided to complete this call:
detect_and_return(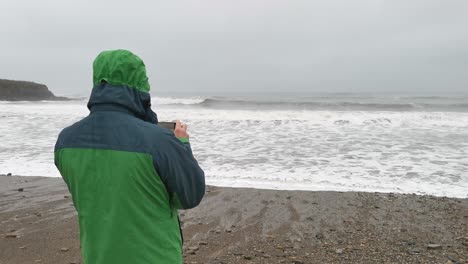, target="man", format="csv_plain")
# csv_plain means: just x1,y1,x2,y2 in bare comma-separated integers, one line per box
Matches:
55,49,205,263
